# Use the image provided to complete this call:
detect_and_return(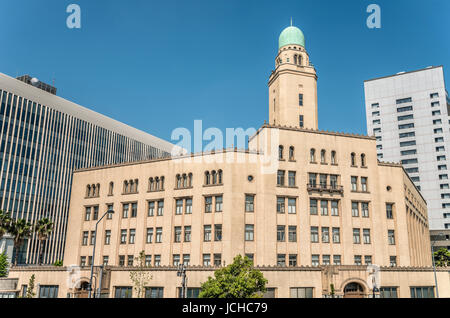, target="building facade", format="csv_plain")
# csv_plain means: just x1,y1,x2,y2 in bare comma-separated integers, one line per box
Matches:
0,73,175,264
364,66,450,230
6,25,448,298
